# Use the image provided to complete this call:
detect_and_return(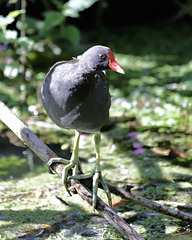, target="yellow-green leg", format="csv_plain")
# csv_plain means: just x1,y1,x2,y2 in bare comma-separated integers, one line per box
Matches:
47,130,112,209
47,130,81,195
69,132,112,208
92,132,112,209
